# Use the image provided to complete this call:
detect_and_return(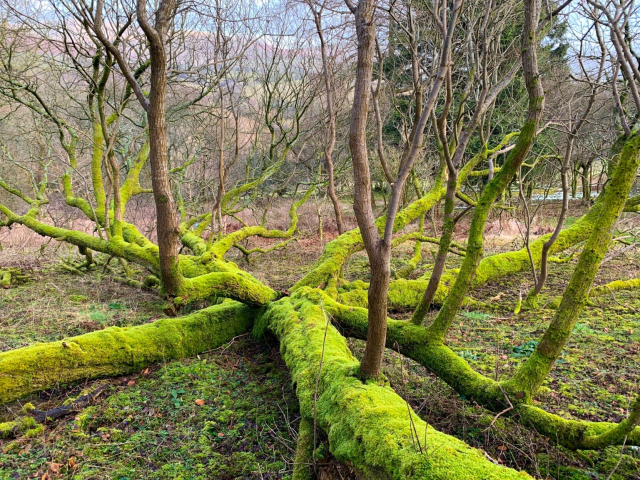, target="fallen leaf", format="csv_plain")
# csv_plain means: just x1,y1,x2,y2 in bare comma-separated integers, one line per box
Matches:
49,463,61,474
127,380,136,386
